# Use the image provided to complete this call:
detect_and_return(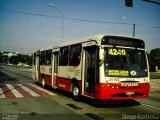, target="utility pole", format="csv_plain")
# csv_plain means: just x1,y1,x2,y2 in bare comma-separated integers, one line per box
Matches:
49,3,64,43
133,24,135,37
